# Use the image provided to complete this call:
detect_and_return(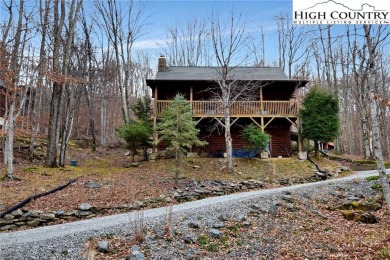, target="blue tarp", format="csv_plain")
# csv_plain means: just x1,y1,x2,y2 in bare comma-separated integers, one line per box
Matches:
232,148,258,158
